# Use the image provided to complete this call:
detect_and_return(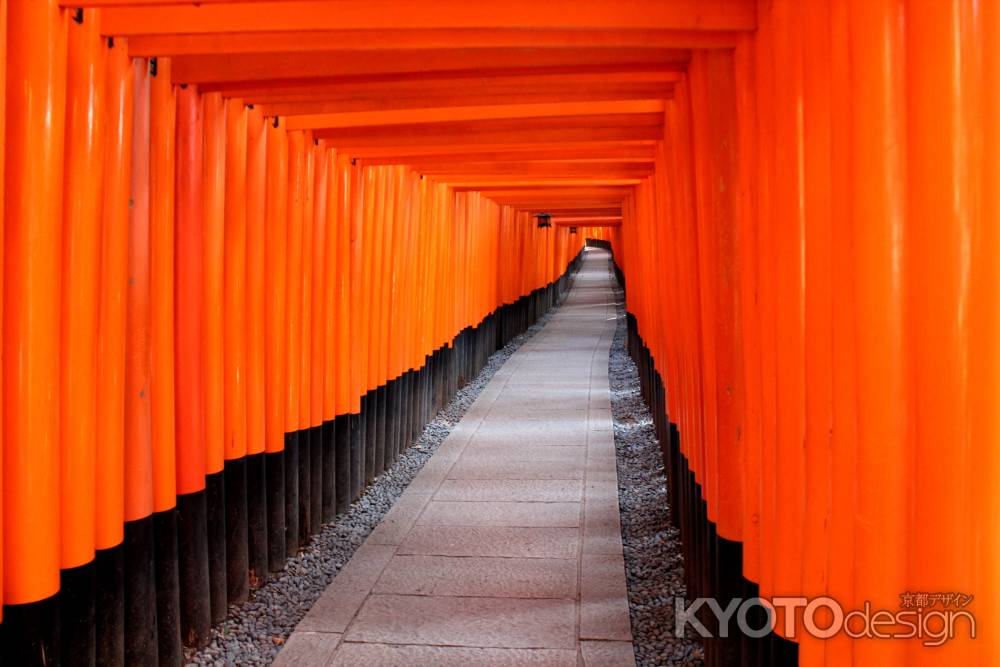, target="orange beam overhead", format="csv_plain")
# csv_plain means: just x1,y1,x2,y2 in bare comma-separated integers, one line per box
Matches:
412,162,653,177
98,0,756,34
343,140,656,160
484,188,631,197
411,162,653,183
312,113,665,135
358,145,655,166
448,178,641,187
490,198,629,208
317,126,663,149
526,207,623,216
555,223,622,229
257,87,673,116
486,201,628,210
284,100,665,130
127,28,740,57
552,216,623,224
498,200,624,207
209,65,683,98
474,186,632,198
170,48,690,86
